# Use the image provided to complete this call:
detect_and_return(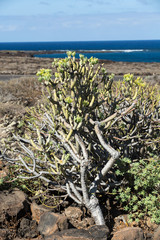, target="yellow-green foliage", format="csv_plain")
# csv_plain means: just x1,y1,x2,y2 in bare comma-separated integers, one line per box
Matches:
24,53,159,174
37,52,110,114
36,52,114,134
102,73,160,159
